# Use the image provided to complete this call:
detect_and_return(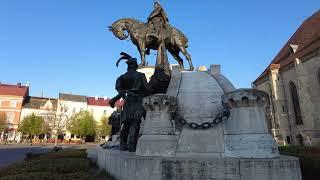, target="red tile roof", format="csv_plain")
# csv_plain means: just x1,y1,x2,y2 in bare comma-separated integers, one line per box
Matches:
87,97,110,106
0,83,29,97
254,10,320,84
87,97,124,108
